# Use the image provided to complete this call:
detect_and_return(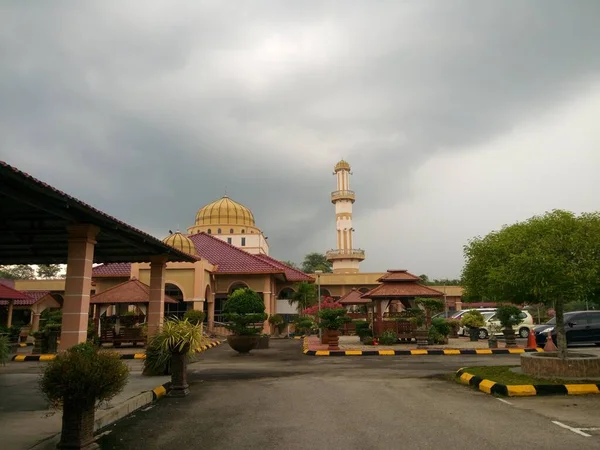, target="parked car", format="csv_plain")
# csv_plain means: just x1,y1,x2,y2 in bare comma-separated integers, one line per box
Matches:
476,310,535,339
454,308,497,336
534,310,600,347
